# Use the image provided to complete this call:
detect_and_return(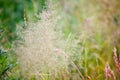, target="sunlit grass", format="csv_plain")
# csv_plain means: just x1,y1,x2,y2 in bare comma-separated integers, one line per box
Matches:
0,0,120,80
11,0,120,80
